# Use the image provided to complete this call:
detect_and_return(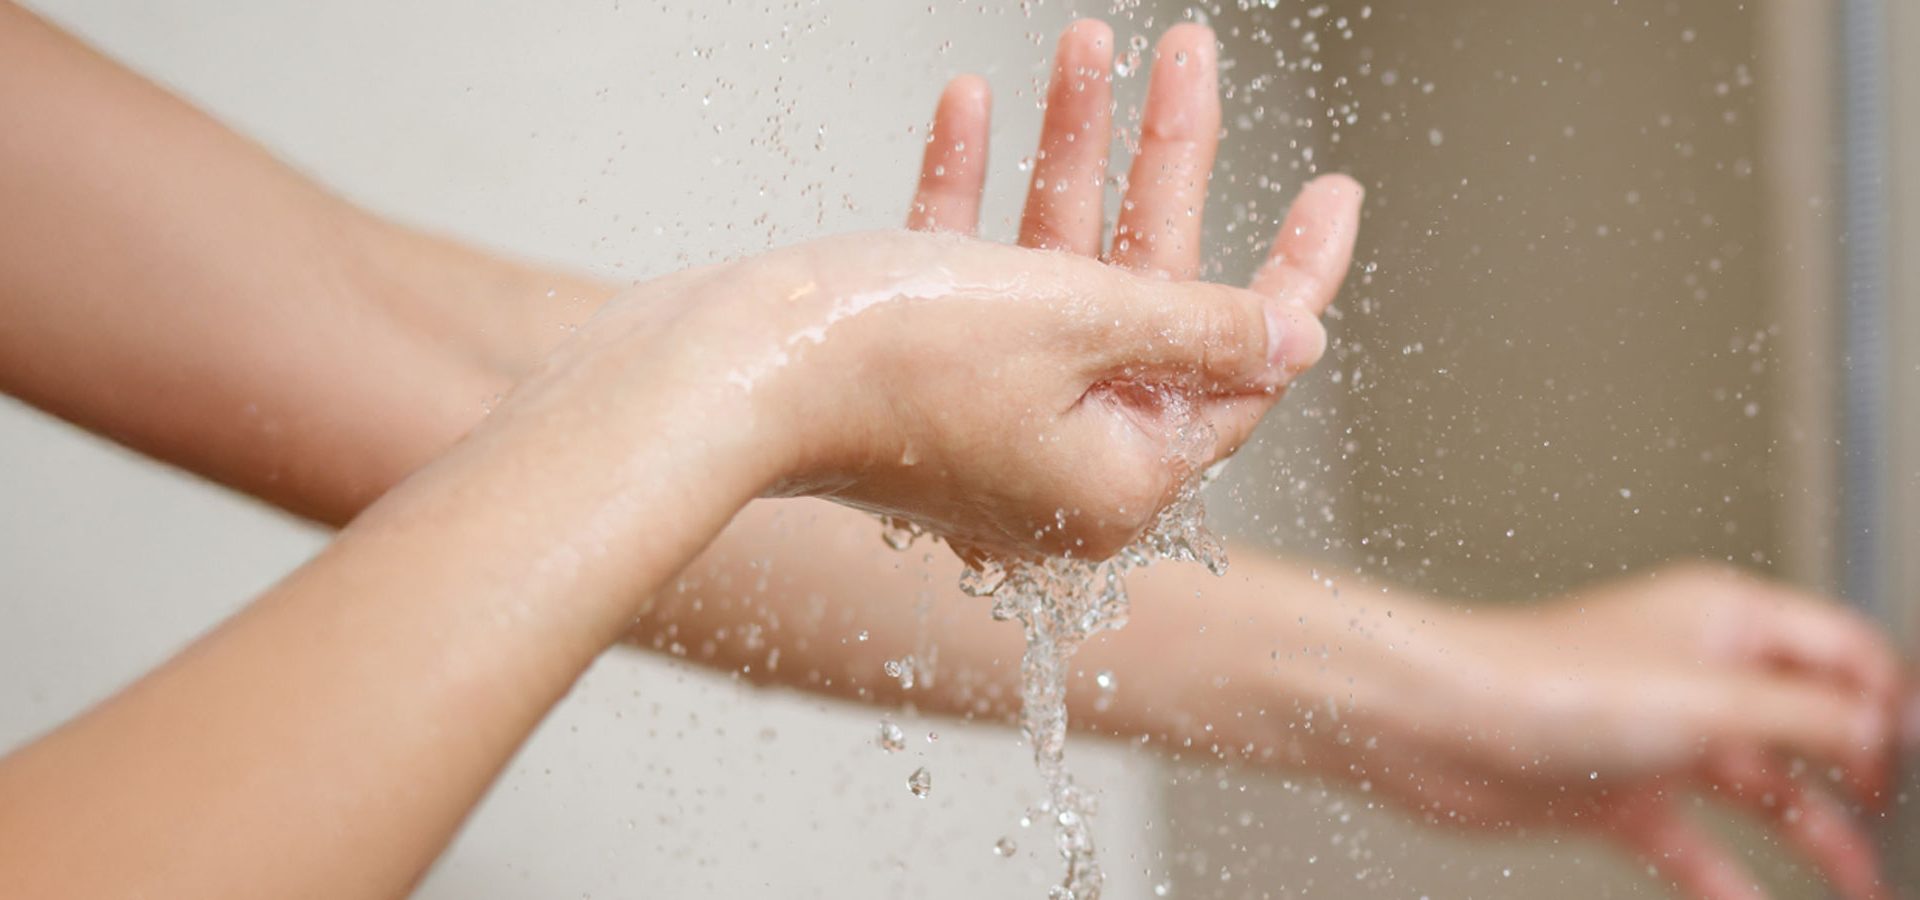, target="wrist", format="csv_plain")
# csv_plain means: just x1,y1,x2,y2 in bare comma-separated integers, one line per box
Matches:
405,358,779,645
